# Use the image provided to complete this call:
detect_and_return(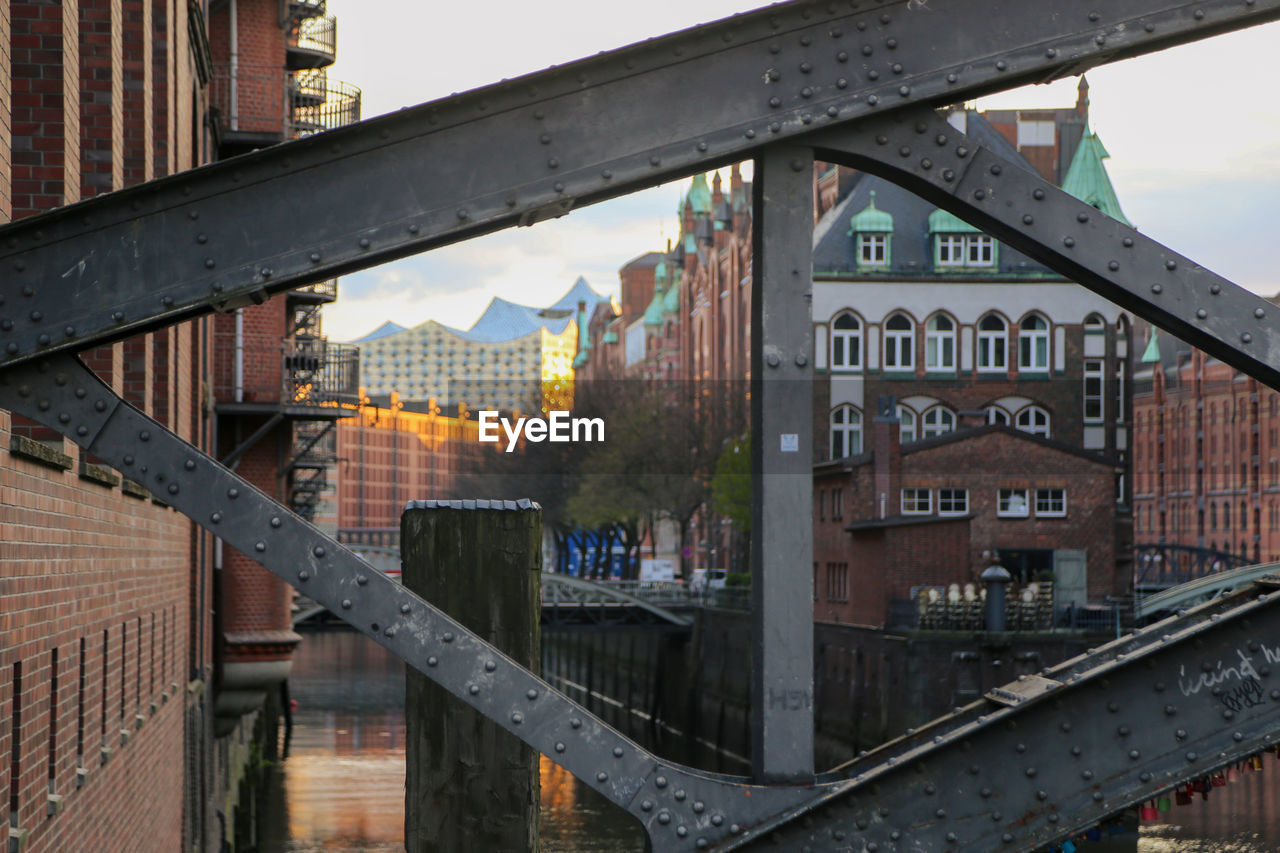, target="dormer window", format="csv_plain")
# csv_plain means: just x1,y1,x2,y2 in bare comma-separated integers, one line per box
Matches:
929,208,997,269
848,190,893,270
